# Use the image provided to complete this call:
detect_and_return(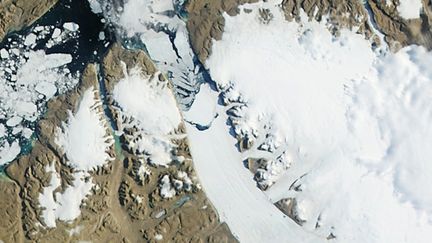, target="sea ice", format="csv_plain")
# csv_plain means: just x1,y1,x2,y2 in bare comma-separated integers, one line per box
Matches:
98,31,105,41
0,141,20,166
140,29,179,64
24,33,37,46
0,124,5,137
183,82,217,126
35,81,58,99
52,28,62,39
0,23,79,167
6,116,23,127
117,0,177,36
0,49,8,59
63,22,80,32
88,0,103,14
